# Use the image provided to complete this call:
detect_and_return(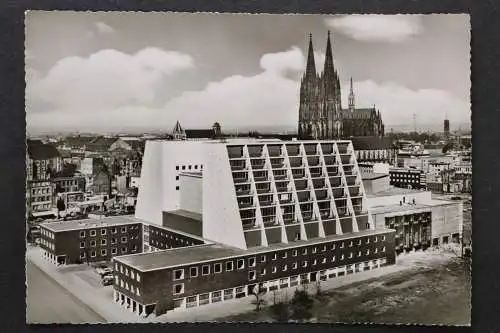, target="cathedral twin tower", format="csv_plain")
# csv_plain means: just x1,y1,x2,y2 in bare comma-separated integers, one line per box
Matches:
298,32,385,140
